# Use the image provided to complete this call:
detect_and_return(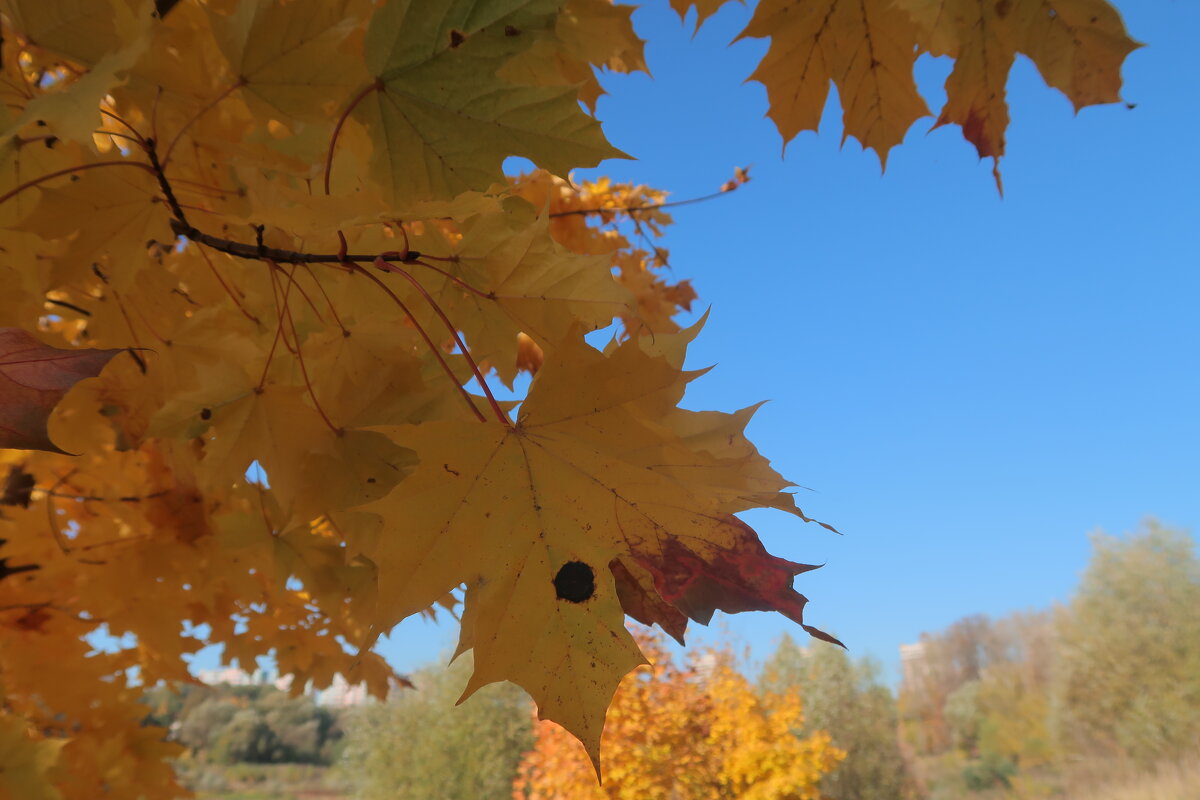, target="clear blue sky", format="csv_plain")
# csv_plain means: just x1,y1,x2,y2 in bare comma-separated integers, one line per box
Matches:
200,0,1200,685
